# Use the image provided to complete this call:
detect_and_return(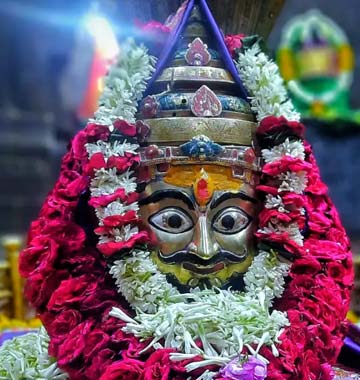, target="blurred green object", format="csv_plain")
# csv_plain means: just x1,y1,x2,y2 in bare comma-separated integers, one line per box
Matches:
277,9,360,125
